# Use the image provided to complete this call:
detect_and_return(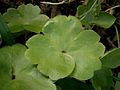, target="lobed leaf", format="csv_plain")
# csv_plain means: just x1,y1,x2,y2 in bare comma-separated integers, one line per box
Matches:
0,44,56,90
3,4,49,33
25,15,105,80
3,67,56,90
69,30,105,80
